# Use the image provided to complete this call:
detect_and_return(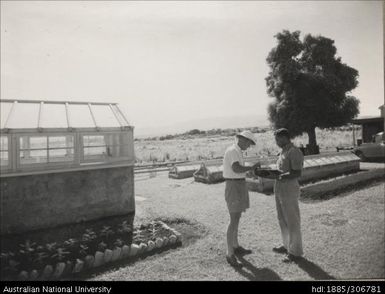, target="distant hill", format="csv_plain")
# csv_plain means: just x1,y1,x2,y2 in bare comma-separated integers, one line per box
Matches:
135,114,270,138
